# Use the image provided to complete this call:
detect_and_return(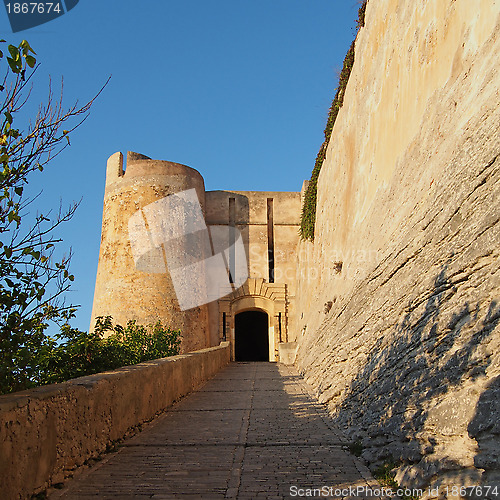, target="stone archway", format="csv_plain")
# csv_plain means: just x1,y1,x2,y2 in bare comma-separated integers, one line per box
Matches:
218,278,288,361
234,310,269,361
